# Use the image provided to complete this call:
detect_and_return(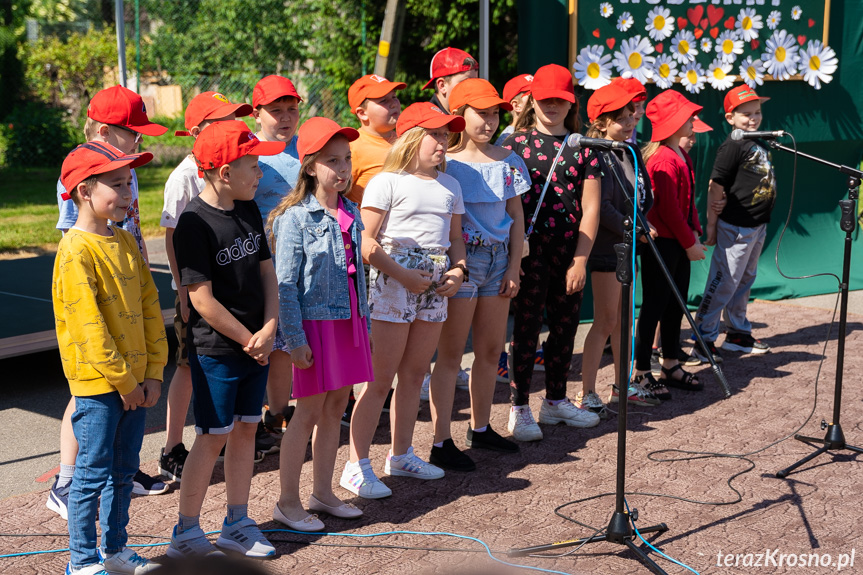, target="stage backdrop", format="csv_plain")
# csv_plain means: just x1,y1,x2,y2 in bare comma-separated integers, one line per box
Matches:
518,0,863,317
